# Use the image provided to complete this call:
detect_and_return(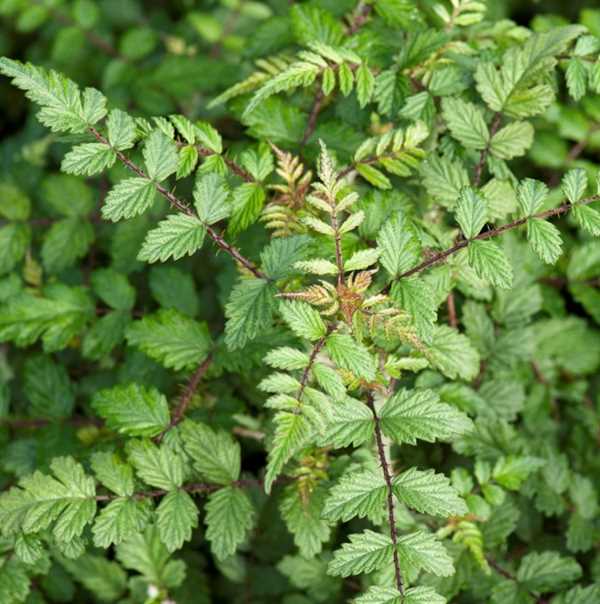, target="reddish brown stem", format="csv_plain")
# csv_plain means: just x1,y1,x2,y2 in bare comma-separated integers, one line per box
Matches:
89,127,265,279
447,292,458,328
366,392,404,596
301,85,326,147
155,354,213,444
394,195,600,282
